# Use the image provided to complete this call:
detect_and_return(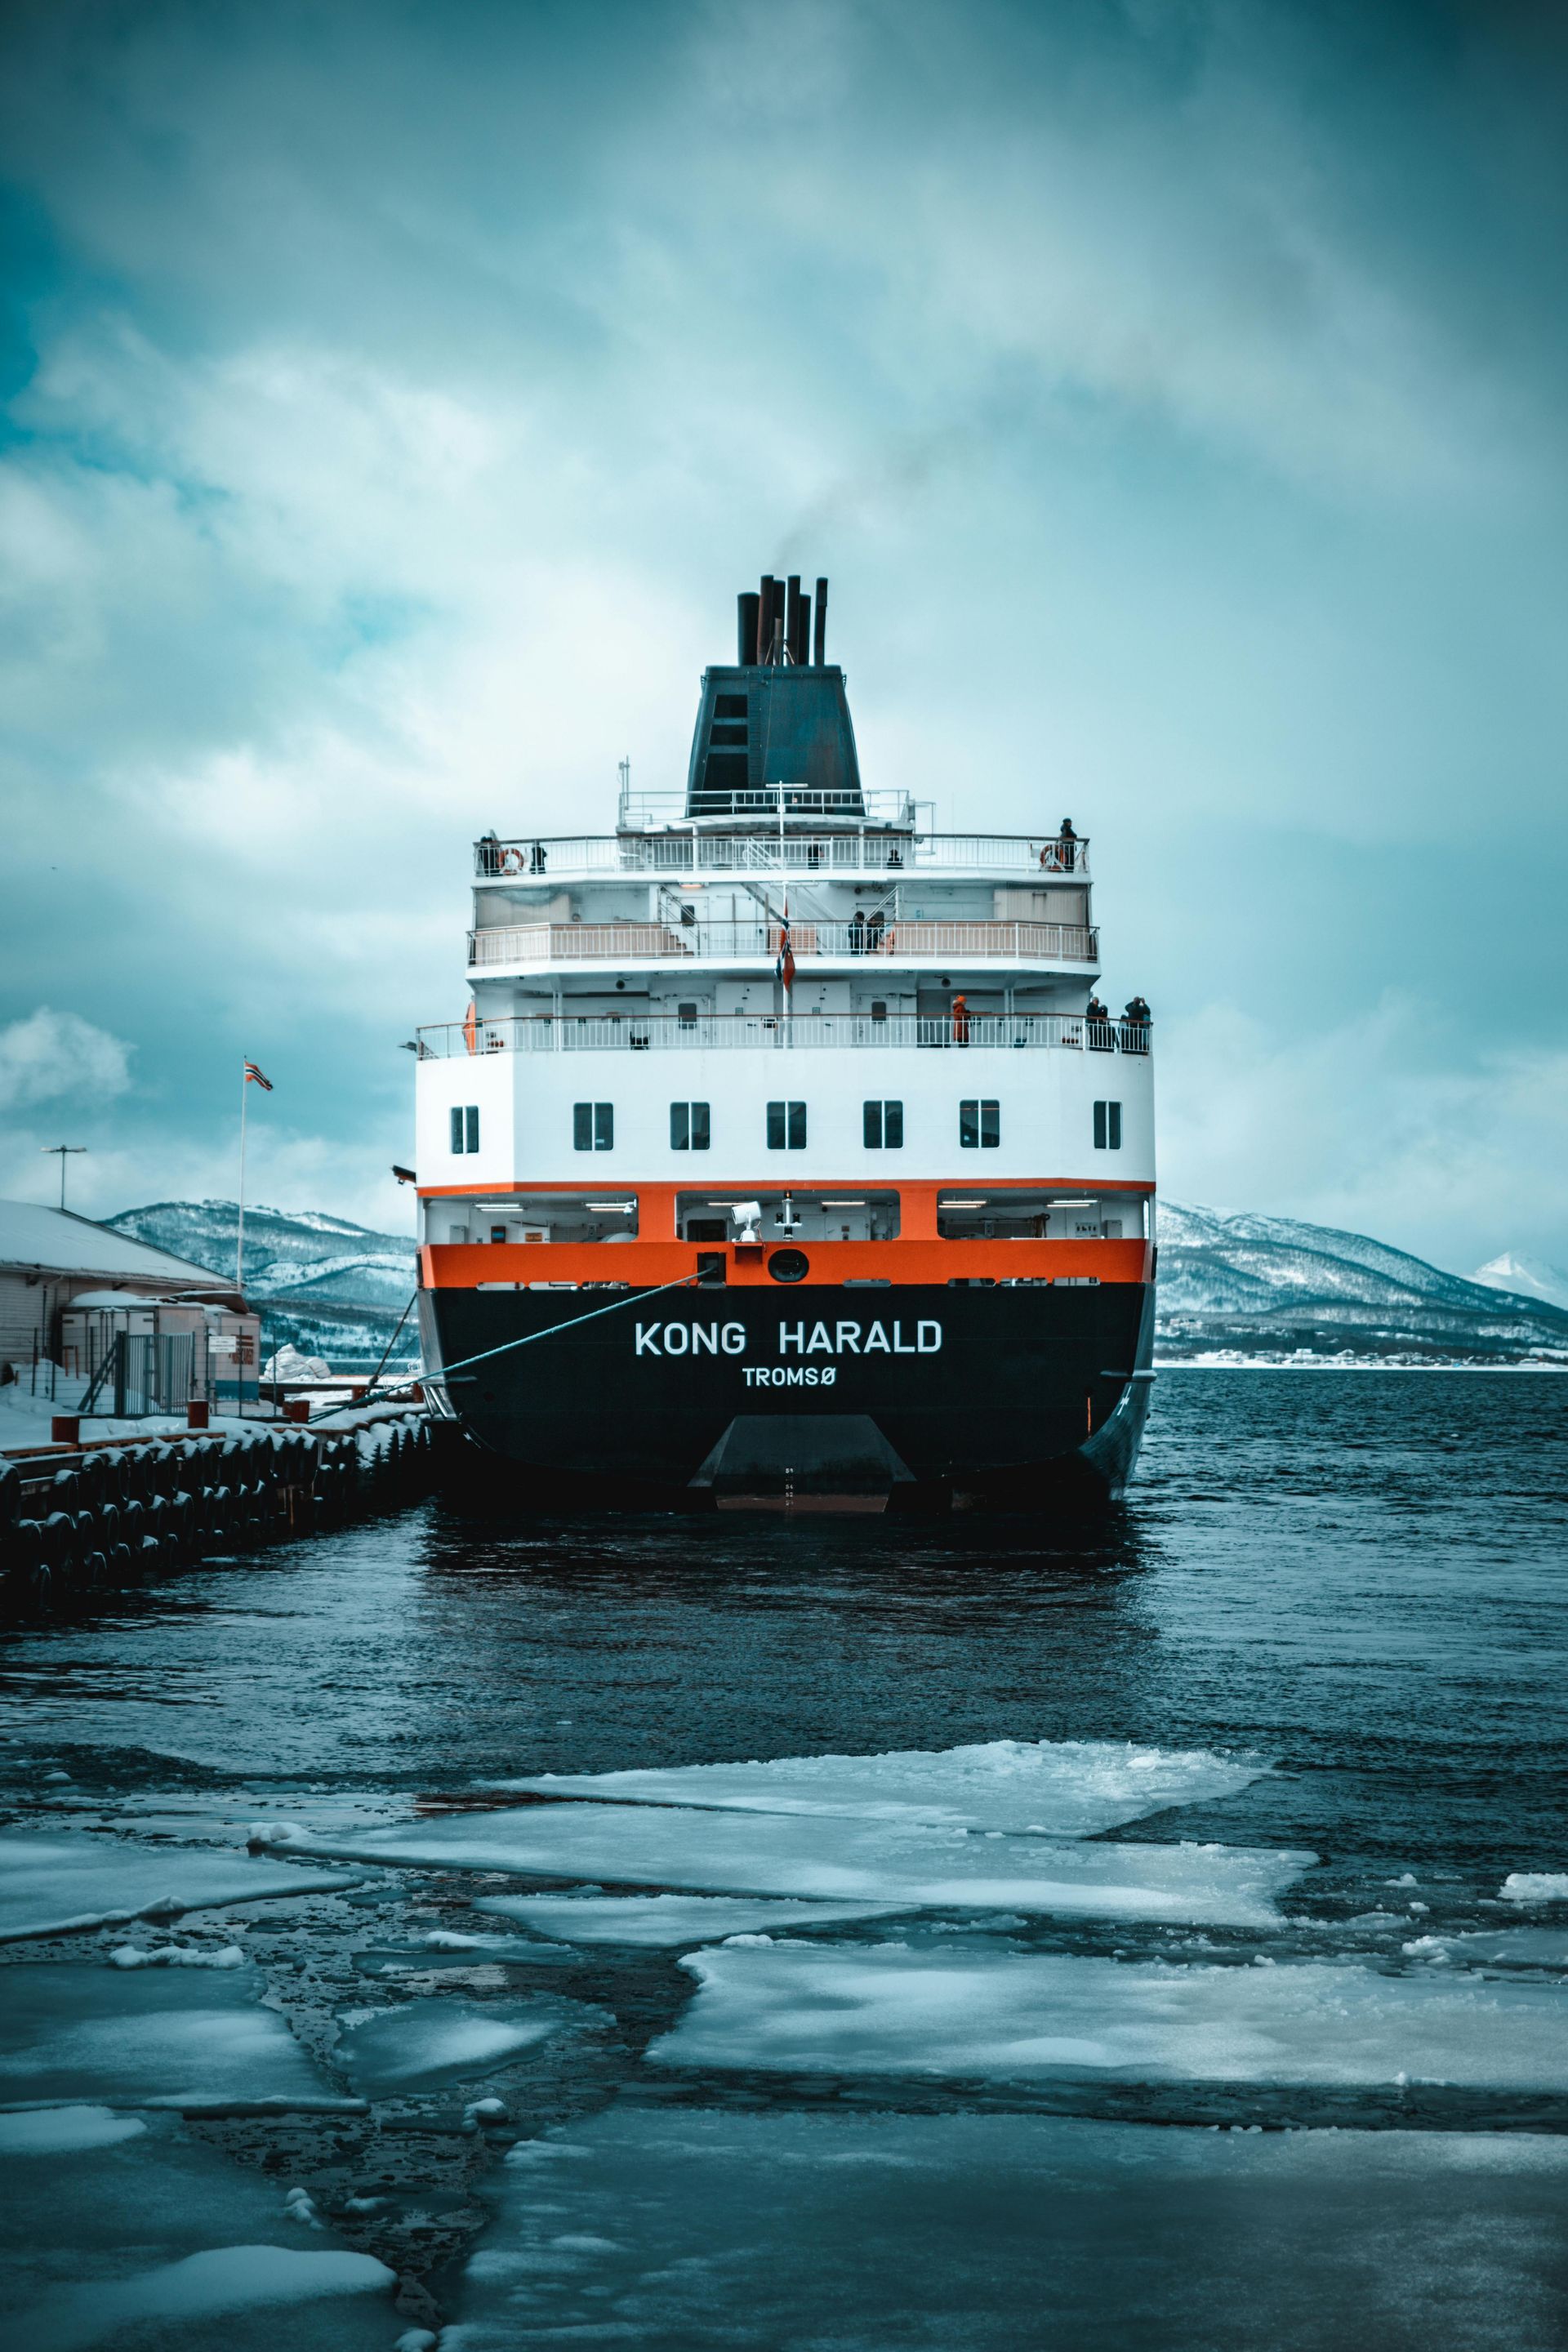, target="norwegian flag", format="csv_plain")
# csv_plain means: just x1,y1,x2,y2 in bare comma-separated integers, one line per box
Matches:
774,908,796,995
243,1060,274,1091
